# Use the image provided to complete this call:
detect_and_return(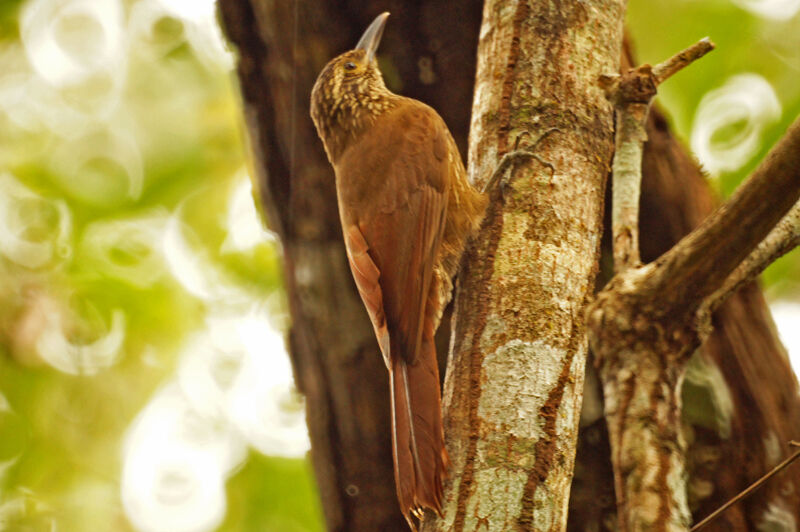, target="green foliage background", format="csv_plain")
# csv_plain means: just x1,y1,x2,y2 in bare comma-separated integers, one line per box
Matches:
0,0,321,529
0,0,797,531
